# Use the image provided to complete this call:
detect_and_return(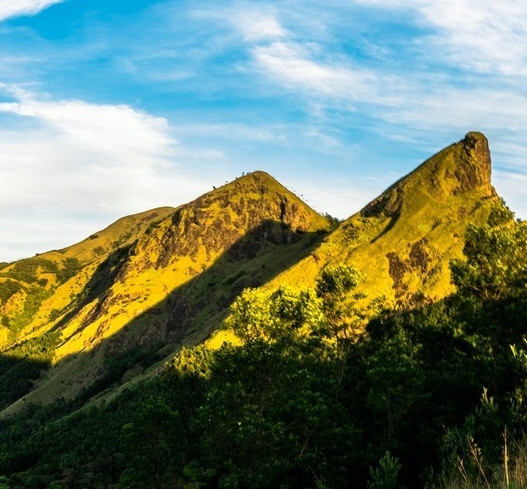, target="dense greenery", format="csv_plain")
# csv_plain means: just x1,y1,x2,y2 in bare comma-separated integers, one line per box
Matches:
0,280,22,305
0,217,526,488
0,332,60,410
0,256,84,335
